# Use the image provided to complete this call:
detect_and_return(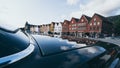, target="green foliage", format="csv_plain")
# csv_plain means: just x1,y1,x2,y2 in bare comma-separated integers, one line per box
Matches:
107,15,120,35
